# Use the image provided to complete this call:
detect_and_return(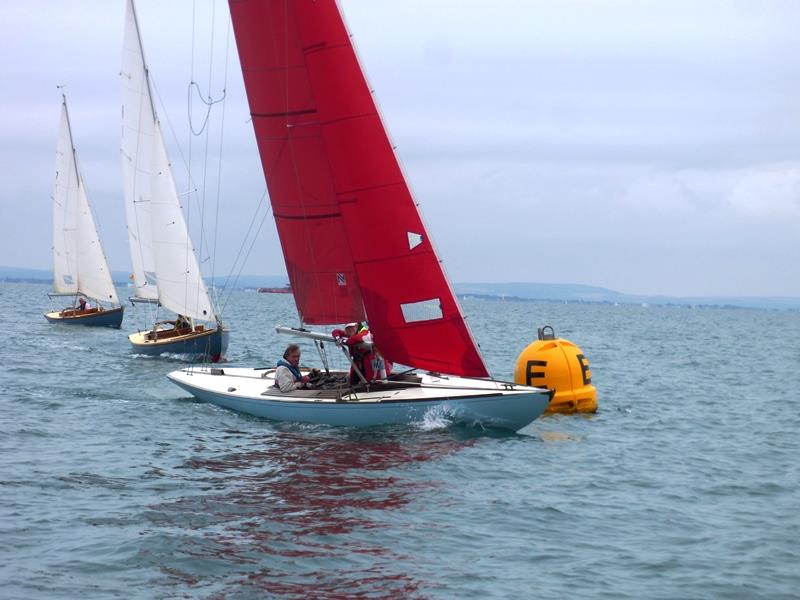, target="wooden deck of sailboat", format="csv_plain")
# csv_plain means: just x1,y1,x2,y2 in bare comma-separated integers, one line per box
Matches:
128,325,228,362
129,327,216,343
